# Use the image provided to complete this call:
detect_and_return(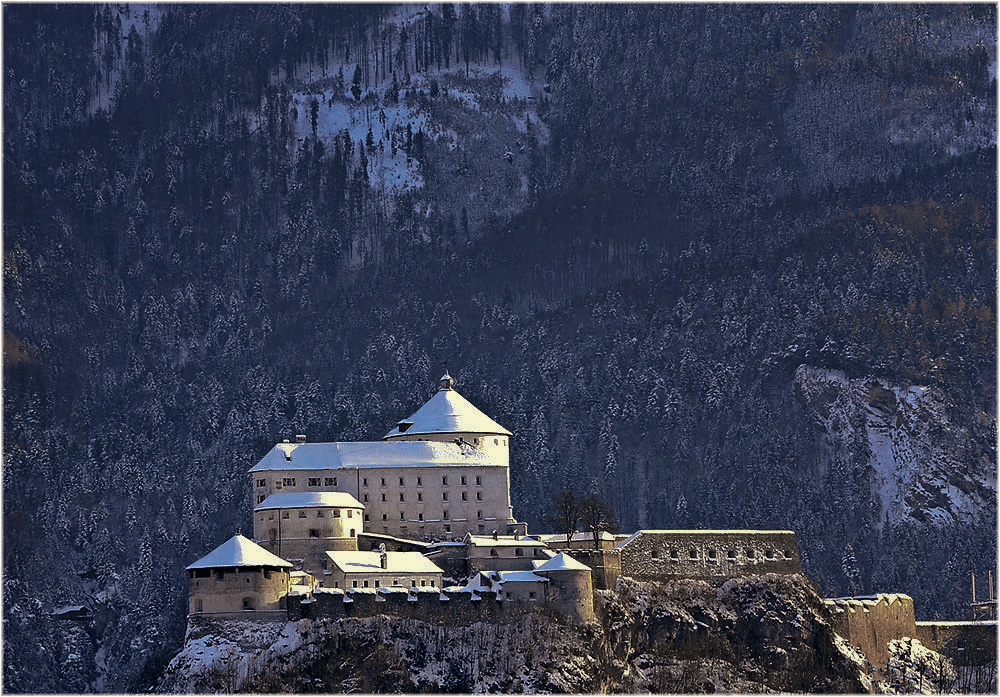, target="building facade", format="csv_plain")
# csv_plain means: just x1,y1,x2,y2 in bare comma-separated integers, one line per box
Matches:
248,371,515,541
186,533,292,617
